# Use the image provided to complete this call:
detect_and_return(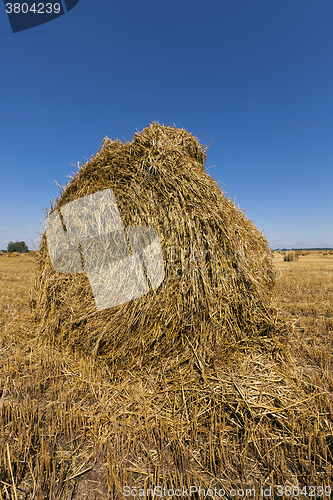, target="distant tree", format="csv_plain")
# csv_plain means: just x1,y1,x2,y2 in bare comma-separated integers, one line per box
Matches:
7,241,29,253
